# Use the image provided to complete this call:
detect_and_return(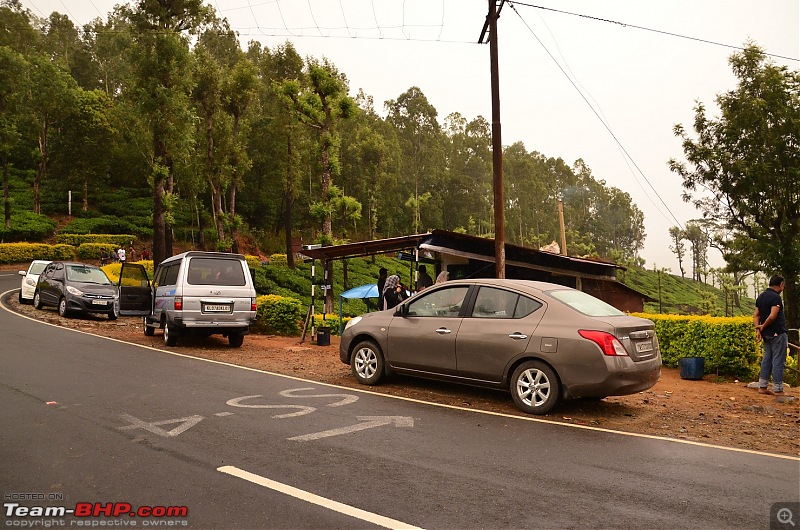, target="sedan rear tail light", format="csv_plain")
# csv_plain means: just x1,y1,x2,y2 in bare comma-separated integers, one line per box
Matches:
174,296,182,311
579,330,628,356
